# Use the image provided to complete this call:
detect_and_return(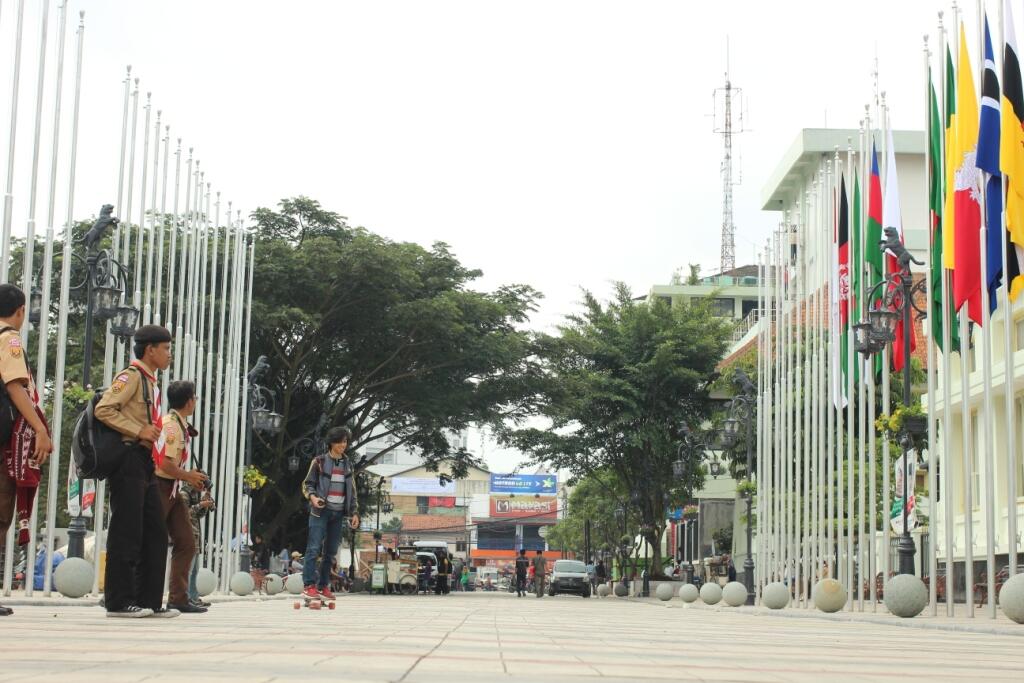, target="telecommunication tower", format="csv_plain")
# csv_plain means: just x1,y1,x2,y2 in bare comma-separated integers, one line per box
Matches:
712,45,746,274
